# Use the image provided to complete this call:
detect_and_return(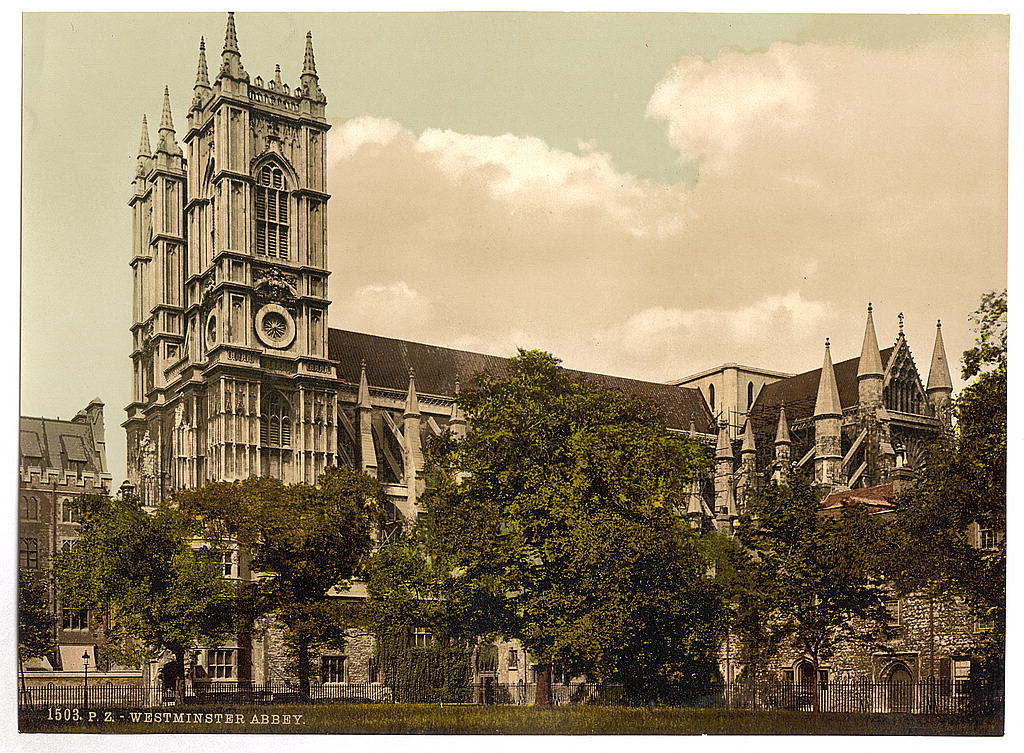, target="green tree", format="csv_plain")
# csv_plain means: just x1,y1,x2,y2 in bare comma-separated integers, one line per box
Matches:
890,290,1006,677
701,533,781,683
178,466,380,698
422,350,722,705
53,493,236,705
737,474,890,711
19,569,57,704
